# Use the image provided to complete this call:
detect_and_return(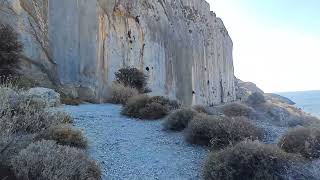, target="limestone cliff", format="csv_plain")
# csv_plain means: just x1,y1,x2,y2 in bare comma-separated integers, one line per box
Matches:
1,0,236,105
